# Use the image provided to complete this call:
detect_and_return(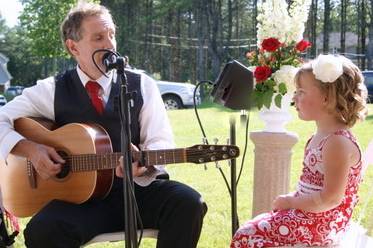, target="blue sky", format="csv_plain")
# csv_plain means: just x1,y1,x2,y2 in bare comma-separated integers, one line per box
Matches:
0,0,23,27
